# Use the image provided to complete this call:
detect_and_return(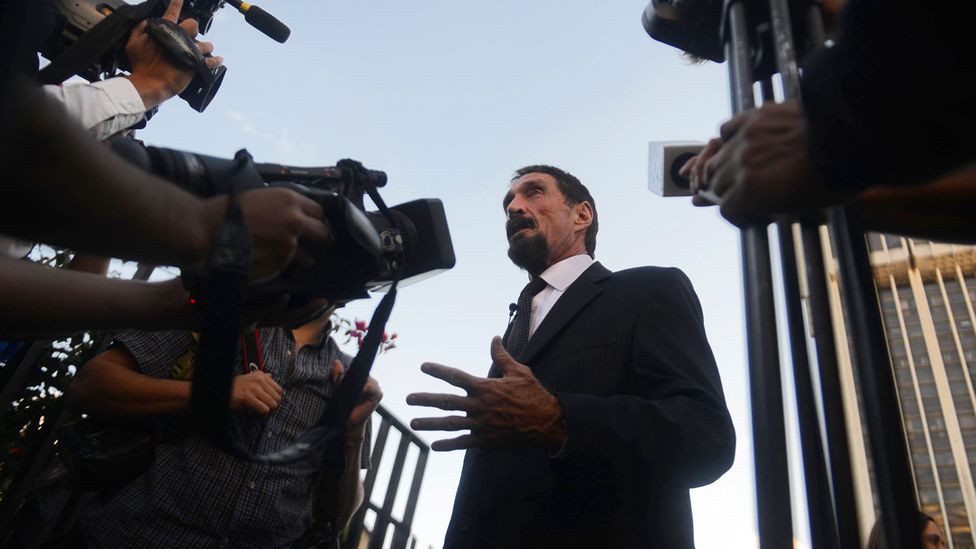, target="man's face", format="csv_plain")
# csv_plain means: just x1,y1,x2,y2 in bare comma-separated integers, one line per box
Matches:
922,520,946,549
503,172,588,275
